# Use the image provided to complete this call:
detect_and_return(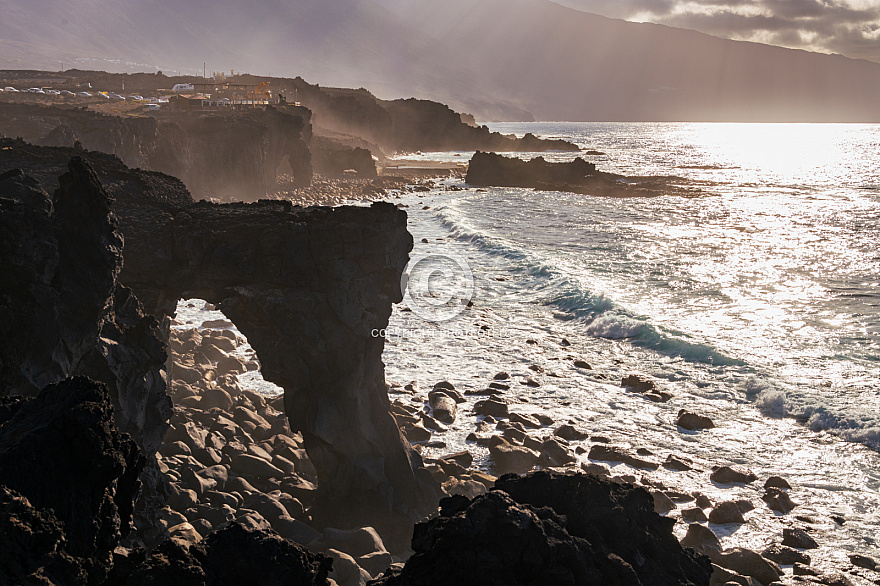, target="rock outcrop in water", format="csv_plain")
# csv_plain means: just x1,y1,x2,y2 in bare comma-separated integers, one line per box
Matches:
371,471,712,586
466,151,704,197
